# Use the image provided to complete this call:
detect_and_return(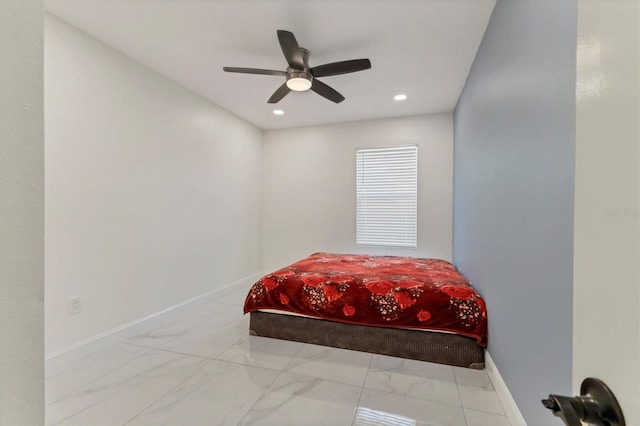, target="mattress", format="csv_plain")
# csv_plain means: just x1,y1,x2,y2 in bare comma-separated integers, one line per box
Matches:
244,252,487,346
